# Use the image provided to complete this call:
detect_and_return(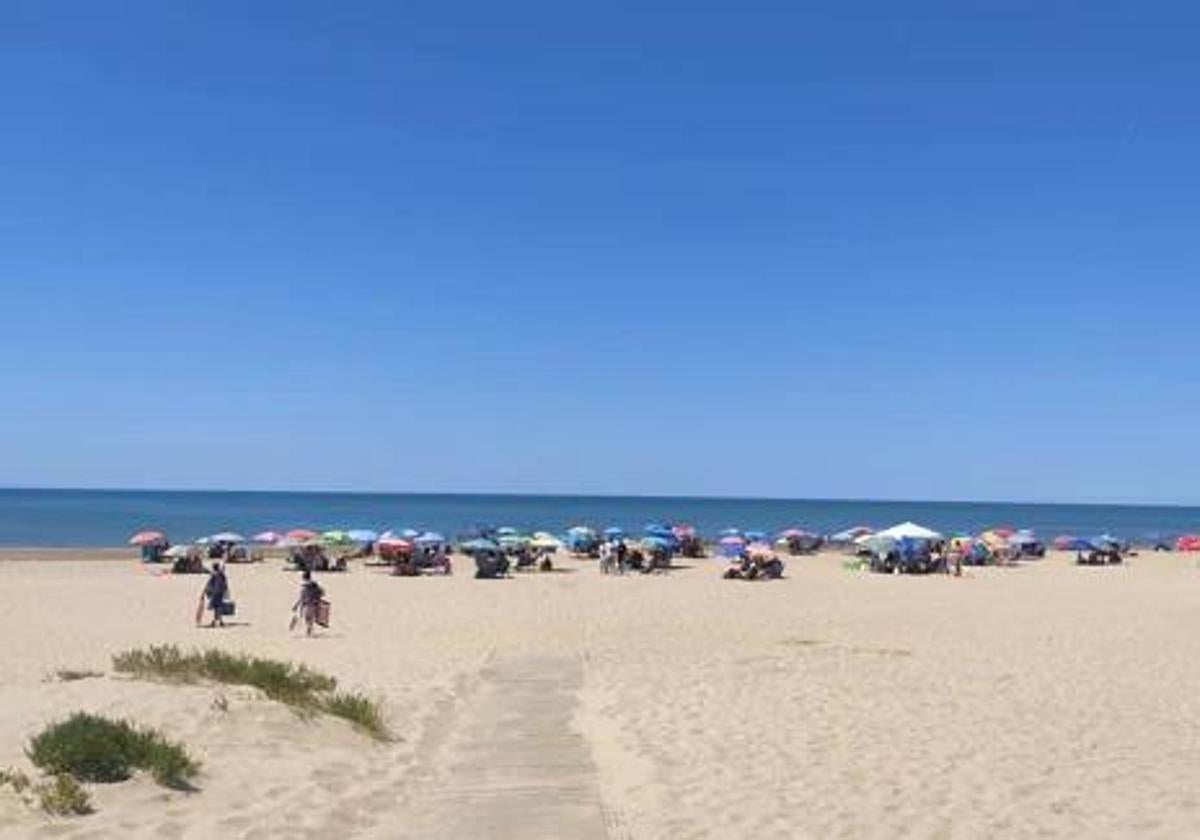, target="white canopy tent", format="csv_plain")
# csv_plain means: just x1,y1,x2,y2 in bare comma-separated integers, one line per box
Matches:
876,521,943,540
